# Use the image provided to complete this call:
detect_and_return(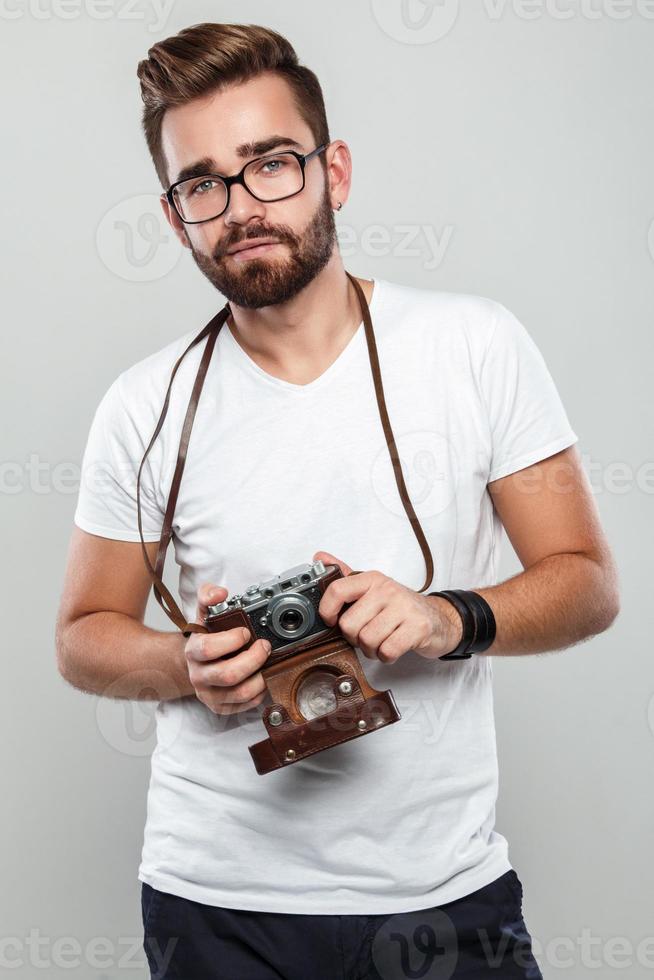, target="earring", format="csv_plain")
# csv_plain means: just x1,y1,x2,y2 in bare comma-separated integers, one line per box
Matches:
335,202,343,211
